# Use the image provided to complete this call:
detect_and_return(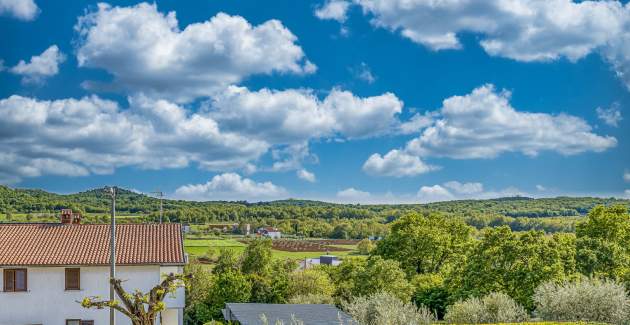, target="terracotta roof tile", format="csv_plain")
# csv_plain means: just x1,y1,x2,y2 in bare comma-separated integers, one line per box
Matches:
0,223,185,266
